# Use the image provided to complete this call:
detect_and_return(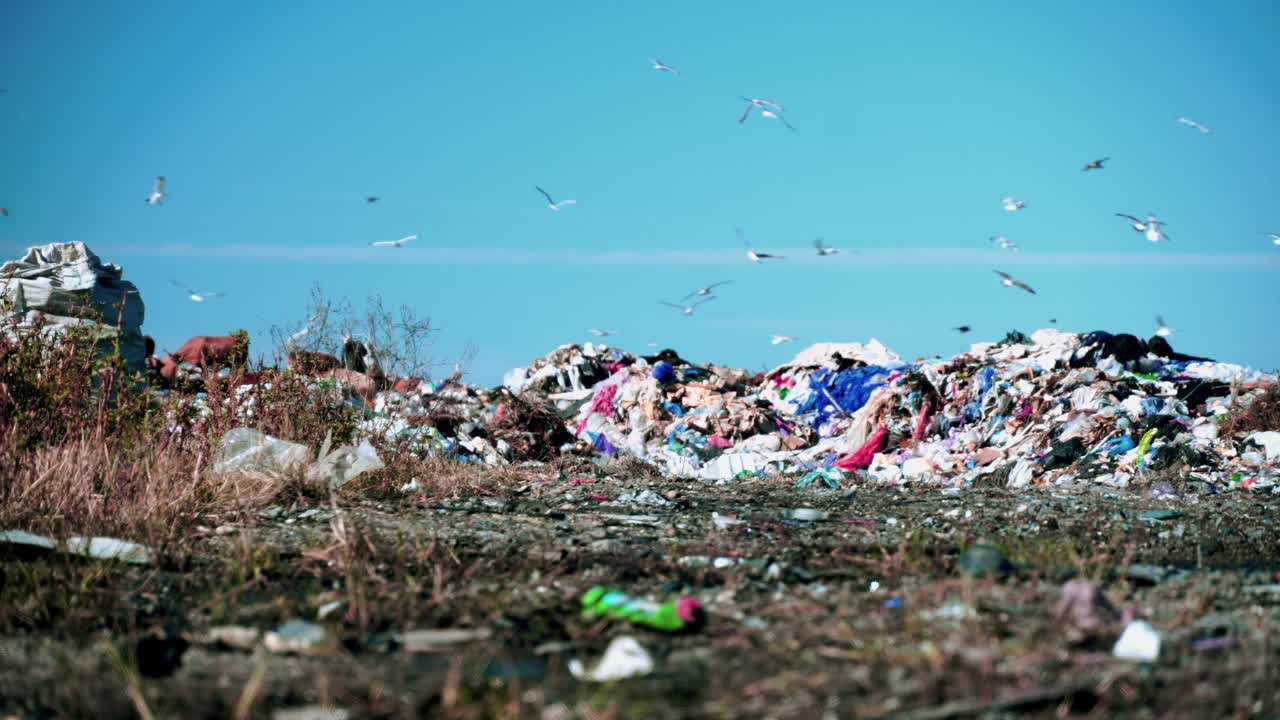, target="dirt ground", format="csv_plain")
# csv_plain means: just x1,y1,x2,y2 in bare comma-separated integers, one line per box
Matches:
2,472,1279,719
